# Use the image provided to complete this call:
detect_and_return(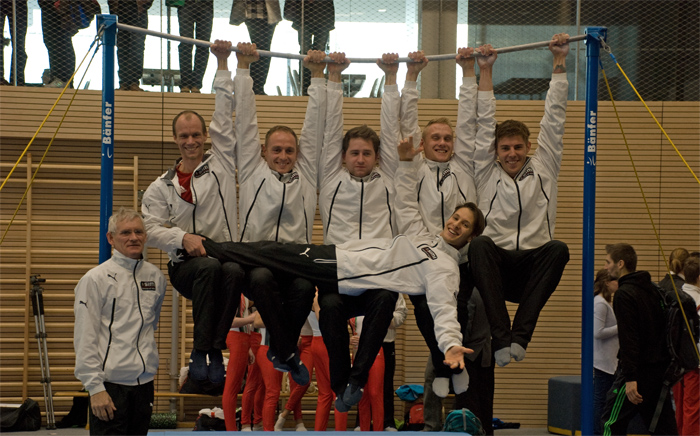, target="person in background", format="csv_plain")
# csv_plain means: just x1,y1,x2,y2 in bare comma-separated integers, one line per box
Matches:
284,0,334,95
73,208,166,435
674,257,700,436
177,0,214,93
0,0,27,86
382,296,408,431
230,0,281,95
109,0,153,91
658,247,689,293
601,243,677,435
593,268,619,435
